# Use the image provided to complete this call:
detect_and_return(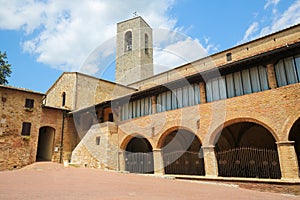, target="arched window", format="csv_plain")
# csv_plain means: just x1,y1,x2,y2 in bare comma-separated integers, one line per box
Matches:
62,92,66,107
145,33,149,54
125,31,132,51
